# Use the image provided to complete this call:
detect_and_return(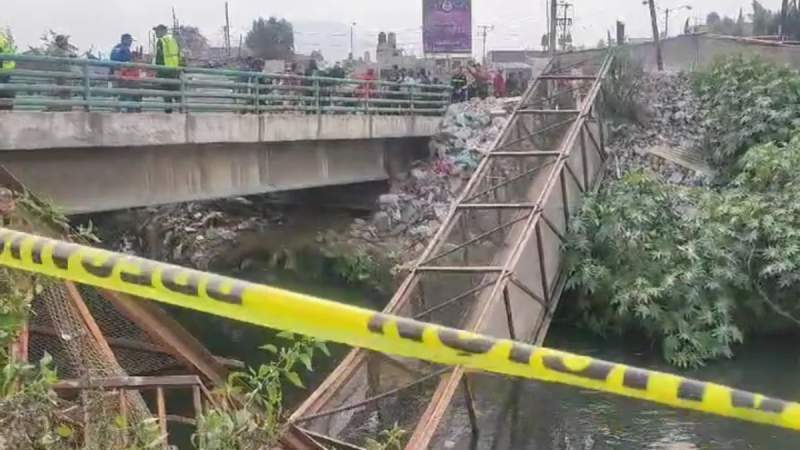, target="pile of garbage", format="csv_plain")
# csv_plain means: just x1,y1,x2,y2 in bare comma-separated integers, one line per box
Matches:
105,197,282,269
429,97,518,169
607,72,710,186
327,97,519,271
